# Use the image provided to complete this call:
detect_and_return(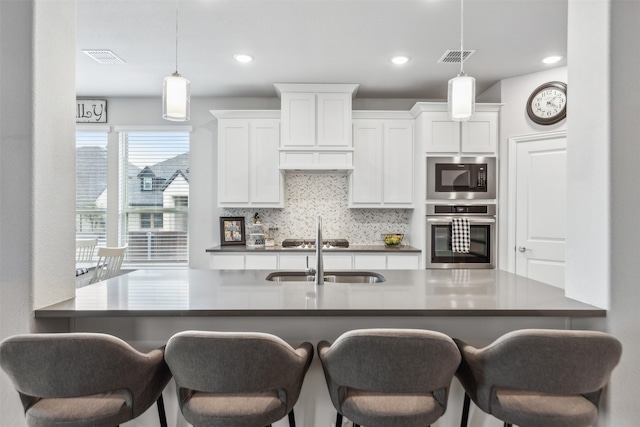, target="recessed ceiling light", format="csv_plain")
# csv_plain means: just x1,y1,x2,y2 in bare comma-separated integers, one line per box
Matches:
234,54,253,63
391,56,410,65
542,55,563,64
